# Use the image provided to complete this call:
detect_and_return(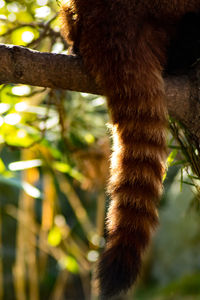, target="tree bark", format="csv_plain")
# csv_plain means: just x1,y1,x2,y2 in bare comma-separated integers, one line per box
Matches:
0,43,200,141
